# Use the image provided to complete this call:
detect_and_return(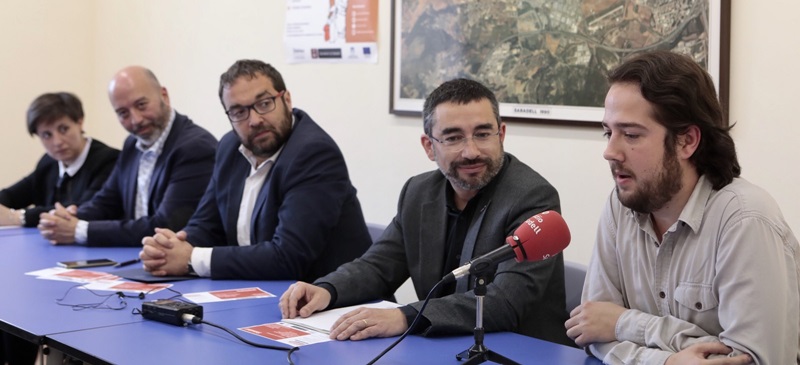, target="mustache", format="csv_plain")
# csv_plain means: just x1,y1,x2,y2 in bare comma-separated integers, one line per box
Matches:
454,157,490,167
610,162,634,177
249,125,278,137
